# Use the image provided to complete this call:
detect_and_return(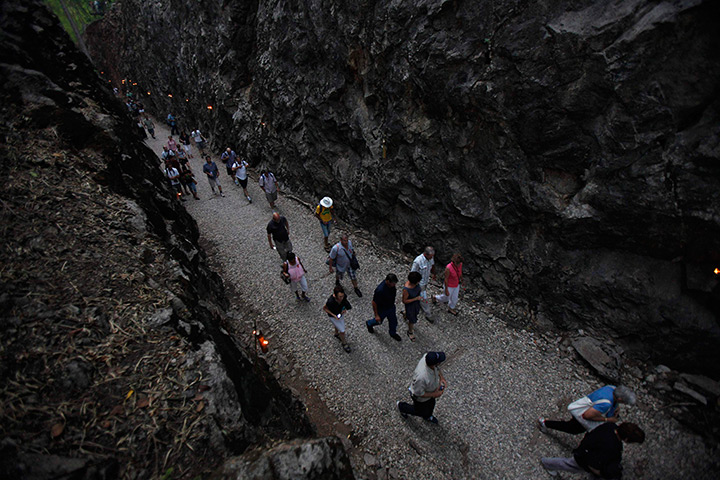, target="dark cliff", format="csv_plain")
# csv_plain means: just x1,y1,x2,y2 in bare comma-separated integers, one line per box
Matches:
86,0,720,374
0,1,351,478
